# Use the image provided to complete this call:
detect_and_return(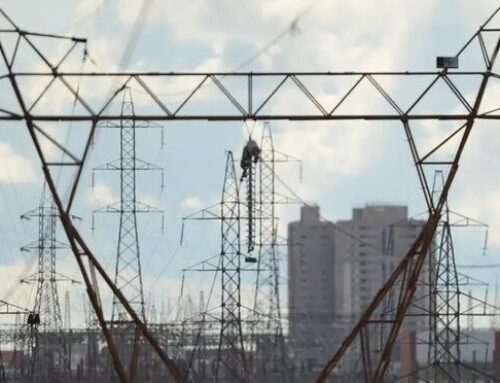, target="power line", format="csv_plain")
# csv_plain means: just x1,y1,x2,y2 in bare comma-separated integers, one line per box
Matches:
458,264,500,269
269,160,391,254
231,0,324,71
119,0,155,70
